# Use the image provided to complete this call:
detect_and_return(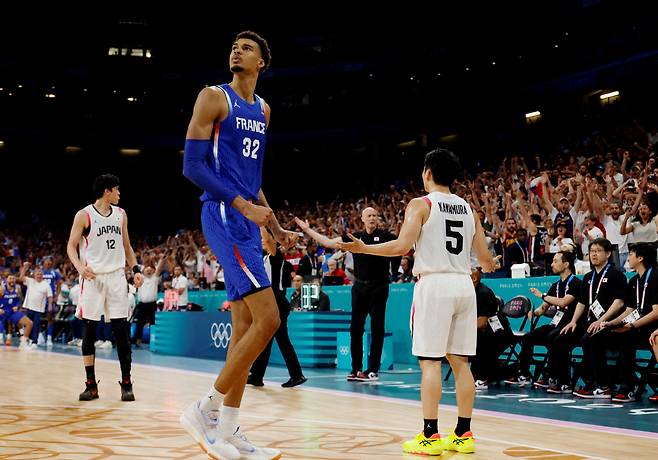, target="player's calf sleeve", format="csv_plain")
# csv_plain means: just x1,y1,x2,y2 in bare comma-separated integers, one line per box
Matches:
111,319,132,380
82,319,99,356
